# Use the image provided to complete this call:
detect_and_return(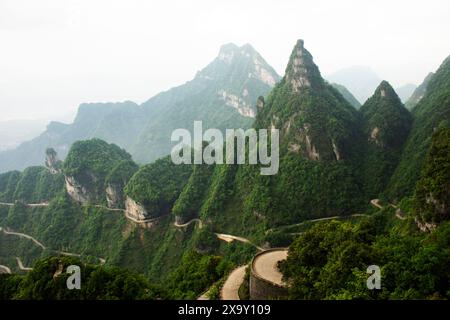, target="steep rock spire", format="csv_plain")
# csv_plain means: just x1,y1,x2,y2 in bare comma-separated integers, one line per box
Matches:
285,39,324,91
